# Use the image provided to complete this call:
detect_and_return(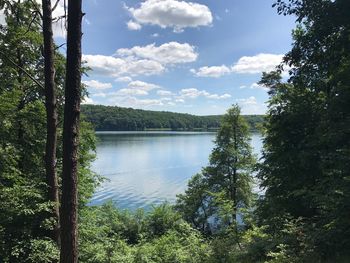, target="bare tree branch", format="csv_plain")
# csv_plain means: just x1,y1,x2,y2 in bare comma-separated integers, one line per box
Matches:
52,0,60,12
